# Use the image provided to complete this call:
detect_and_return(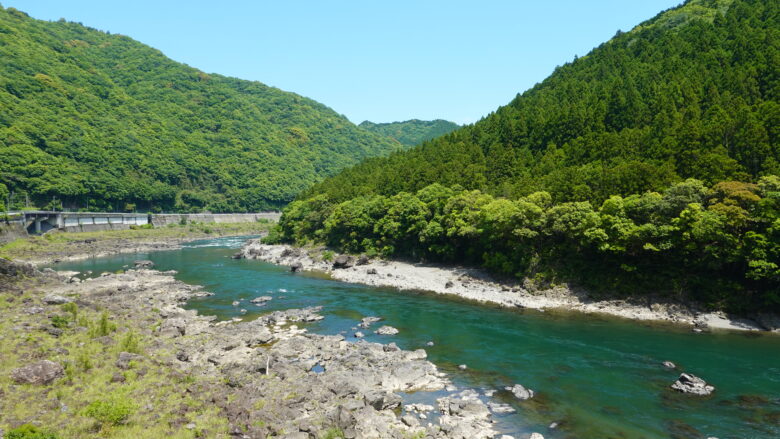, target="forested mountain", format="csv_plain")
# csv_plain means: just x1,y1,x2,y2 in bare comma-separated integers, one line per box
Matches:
359,119,459,147
274,0,780,313
0,7,401,213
